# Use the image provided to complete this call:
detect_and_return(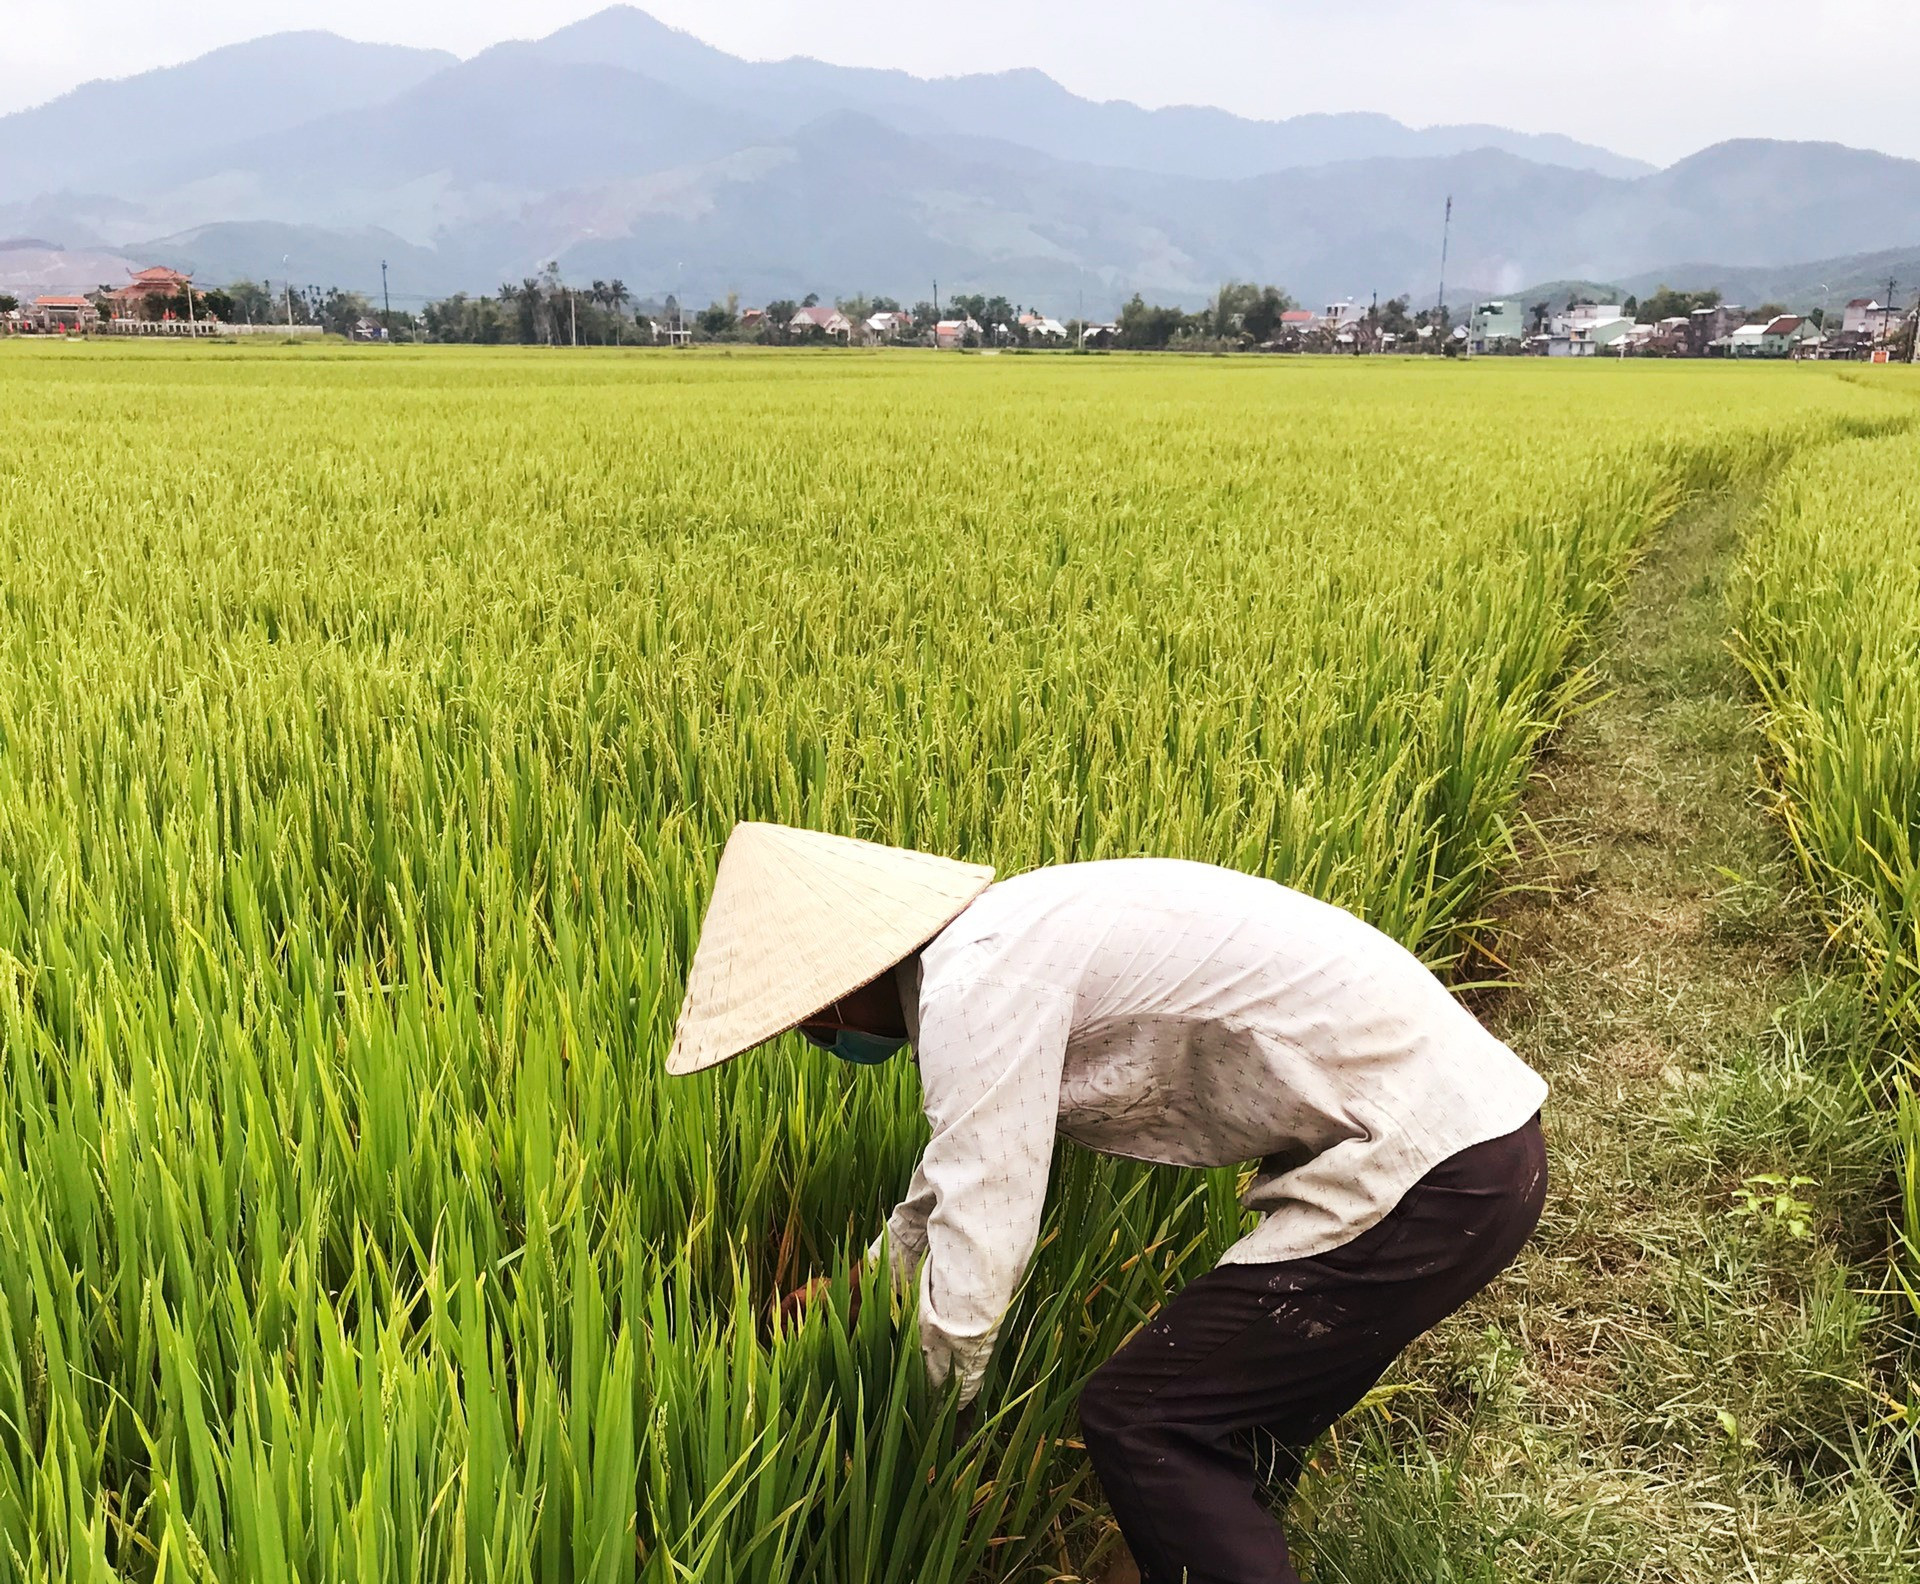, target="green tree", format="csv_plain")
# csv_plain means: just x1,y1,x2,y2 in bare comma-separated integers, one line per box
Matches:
1116,293,1193,350
761,300,798,342
313,288,373,336
423,292,508,344
224,280,275,325
1233,283,1298,343
1376,297,1416,340
836,294,901,322
498,280,541,343
1636,285,1721,324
